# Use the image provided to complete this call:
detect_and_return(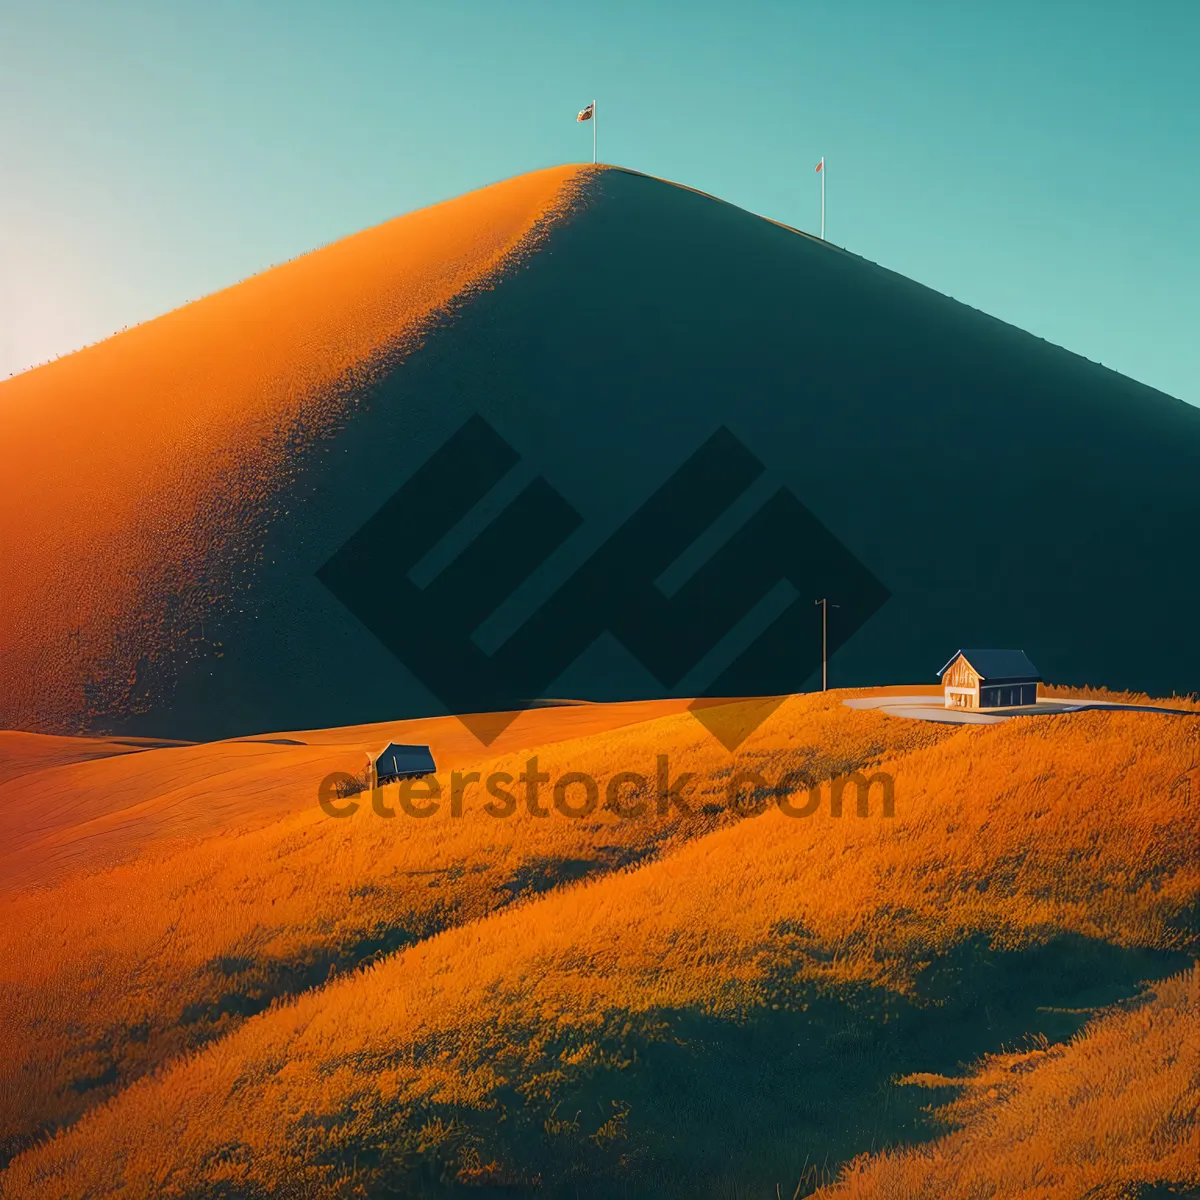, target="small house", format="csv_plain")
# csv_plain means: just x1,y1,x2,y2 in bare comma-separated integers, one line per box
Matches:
937,650,1041,710
374,743,437,785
